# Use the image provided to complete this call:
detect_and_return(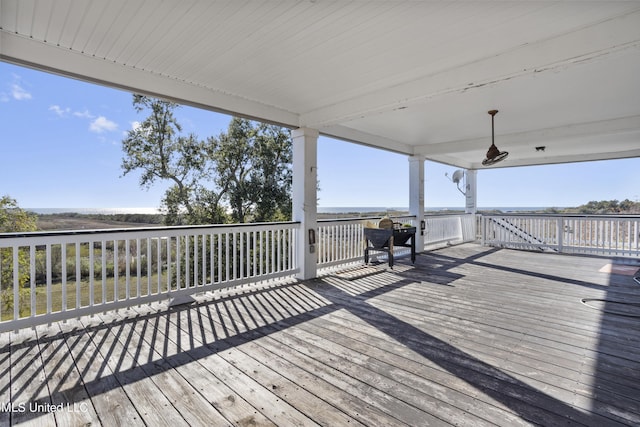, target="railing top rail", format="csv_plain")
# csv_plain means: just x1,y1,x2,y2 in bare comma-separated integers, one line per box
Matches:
423,212,476,217
318,215,416,224
317,212,477,224
481,213,640,219
0,220,301,239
